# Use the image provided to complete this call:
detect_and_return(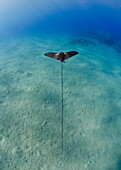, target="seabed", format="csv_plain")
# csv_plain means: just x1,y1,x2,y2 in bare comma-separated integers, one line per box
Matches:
0,33,121,170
